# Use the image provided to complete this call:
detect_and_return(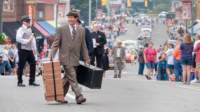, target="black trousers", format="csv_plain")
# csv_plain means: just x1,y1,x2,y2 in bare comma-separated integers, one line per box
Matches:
91,54,103,69
17,49,36,84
